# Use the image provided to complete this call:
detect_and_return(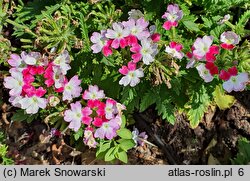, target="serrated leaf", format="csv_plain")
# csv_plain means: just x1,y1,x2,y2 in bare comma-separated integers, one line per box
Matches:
182,20,200,32
213,85,235,110
201,17,213,28
187,85,211,128
139,90,156,112
118,139,135,151
156,100,175,125
116,151,128,163
117,128,132,139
